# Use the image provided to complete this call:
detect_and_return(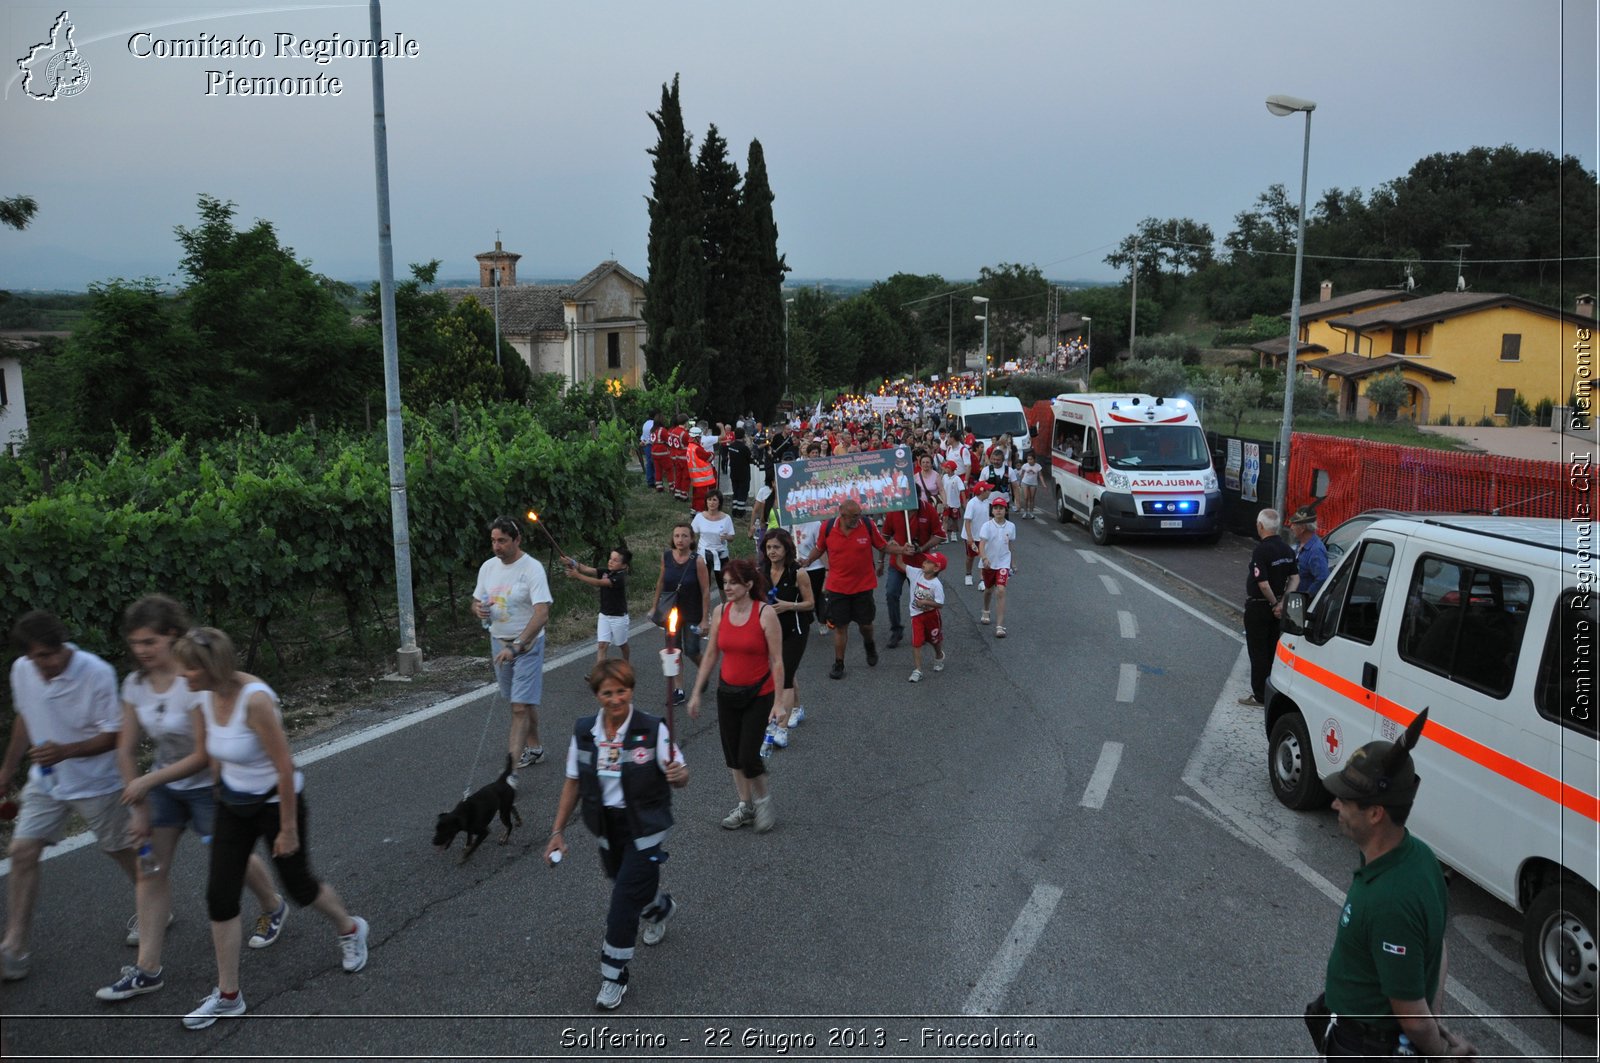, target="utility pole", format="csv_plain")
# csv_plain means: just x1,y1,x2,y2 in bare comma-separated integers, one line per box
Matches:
1129,234,1139,355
